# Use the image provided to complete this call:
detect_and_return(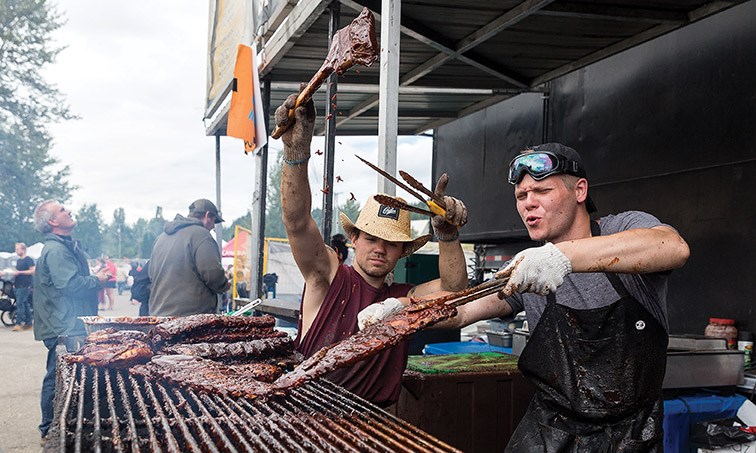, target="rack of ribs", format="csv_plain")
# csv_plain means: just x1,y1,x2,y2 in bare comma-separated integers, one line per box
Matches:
148,314,278,348
131,355,278,398
272,302,458,392
86,328,148,344
65,339,154,368
158,336,293,361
